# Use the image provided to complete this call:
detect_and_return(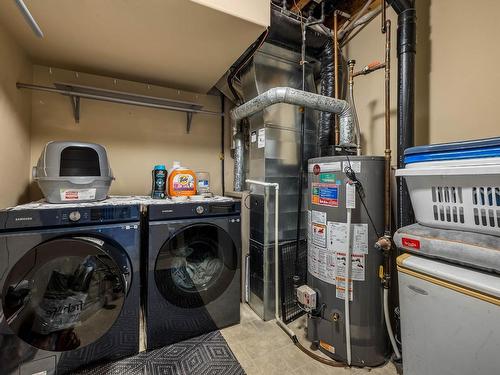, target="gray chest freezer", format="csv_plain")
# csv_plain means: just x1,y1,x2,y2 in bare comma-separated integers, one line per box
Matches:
397,254,500,375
